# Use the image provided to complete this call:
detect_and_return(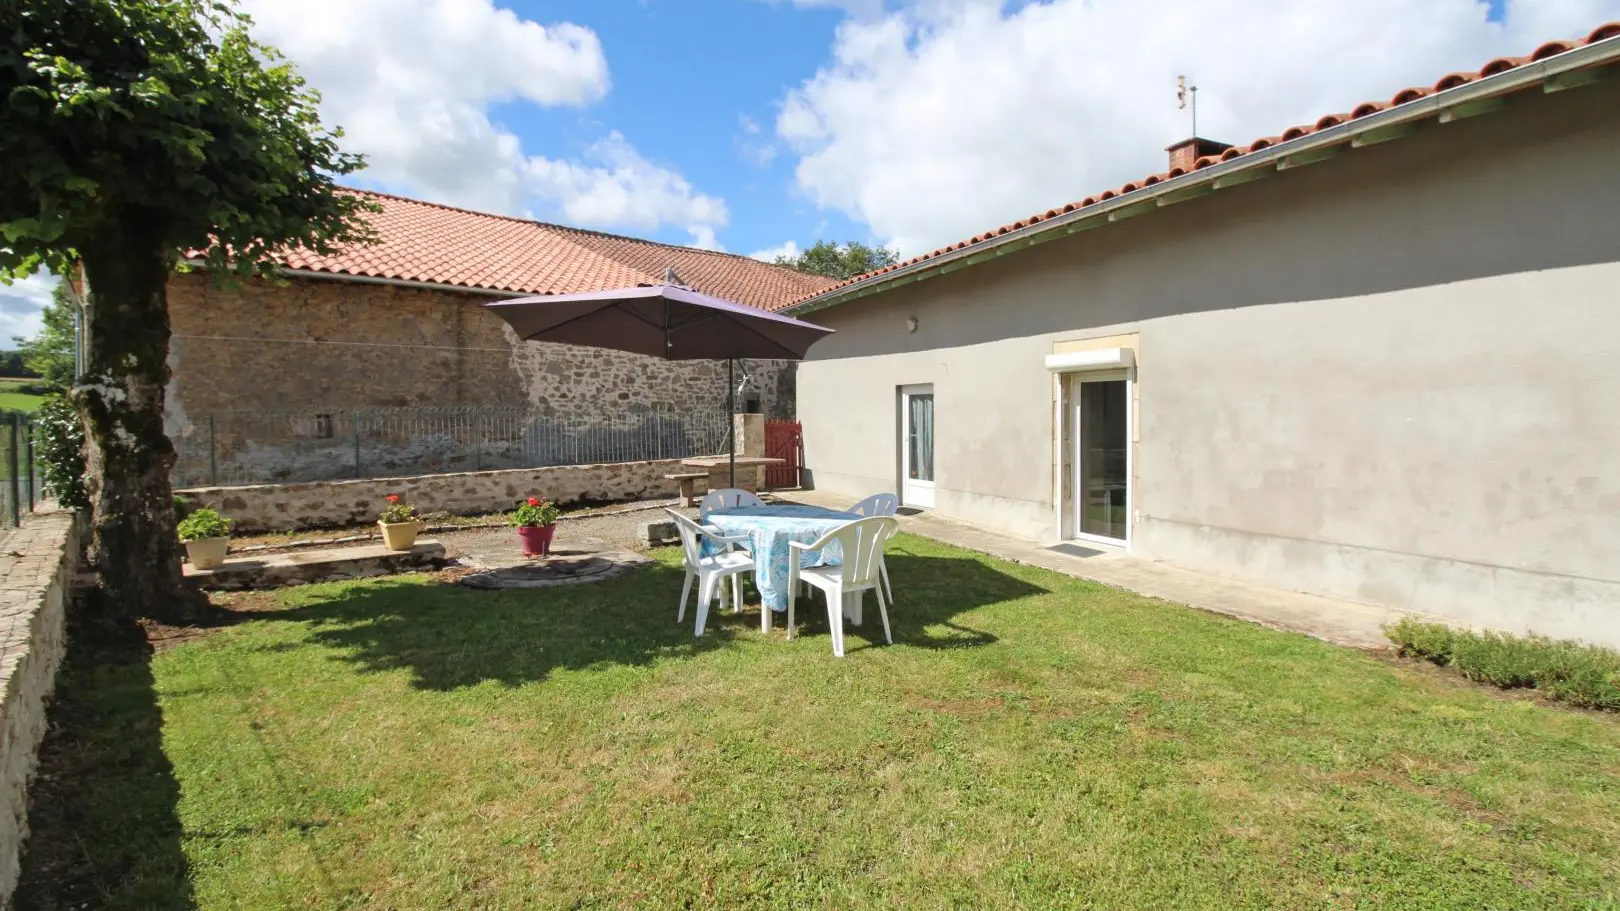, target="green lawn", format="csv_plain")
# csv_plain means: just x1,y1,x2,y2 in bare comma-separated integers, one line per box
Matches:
0,377,47,411
19,536,1620,910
